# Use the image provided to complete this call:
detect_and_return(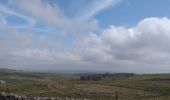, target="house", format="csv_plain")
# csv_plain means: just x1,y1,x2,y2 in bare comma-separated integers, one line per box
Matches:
0,80,6,84
80,74,102,81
